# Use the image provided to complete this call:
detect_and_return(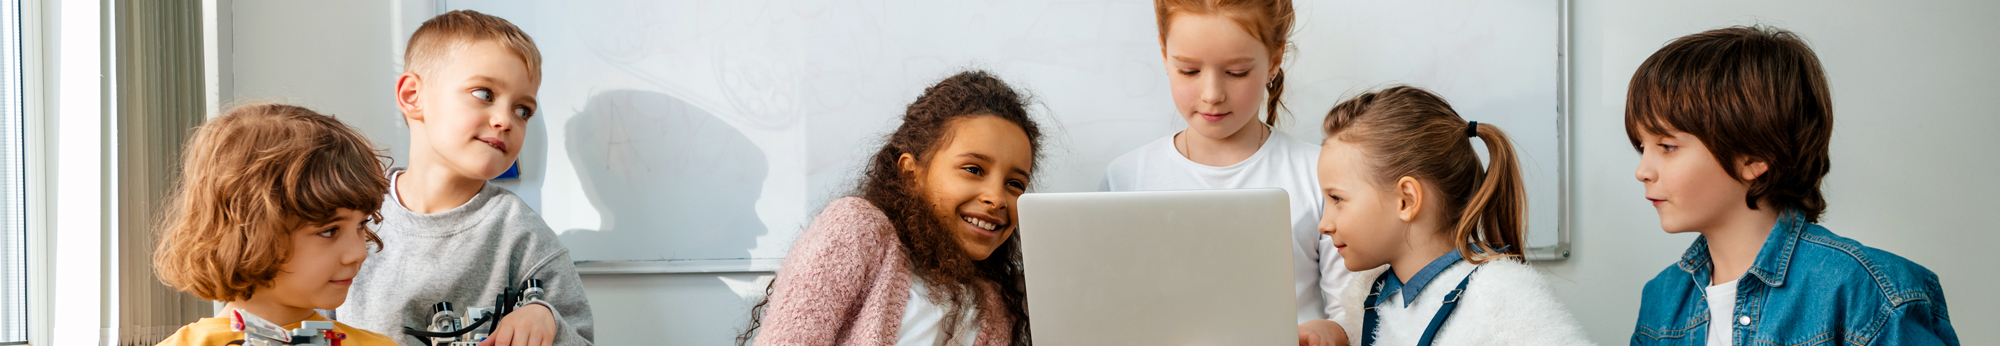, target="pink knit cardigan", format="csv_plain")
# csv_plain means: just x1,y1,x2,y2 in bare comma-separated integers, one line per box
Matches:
754,197,1013,346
